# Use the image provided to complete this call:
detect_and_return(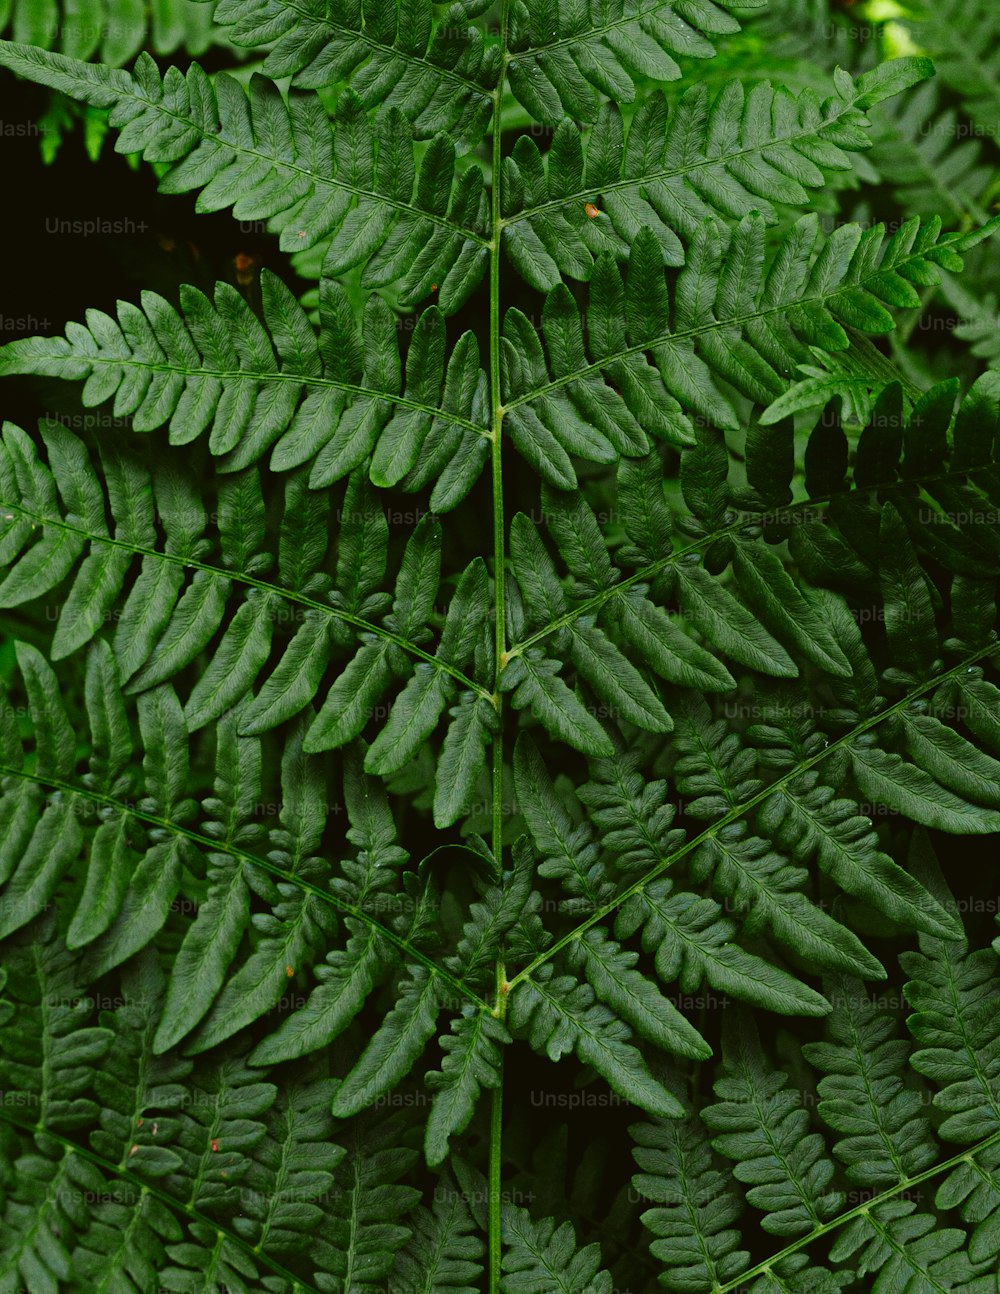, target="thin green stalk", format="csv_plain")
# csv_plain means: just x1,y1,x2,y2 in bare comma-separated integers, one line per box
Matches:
489,96,507,707
490,959,508,1293
488,5,511,1287
488,1063,505,1292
